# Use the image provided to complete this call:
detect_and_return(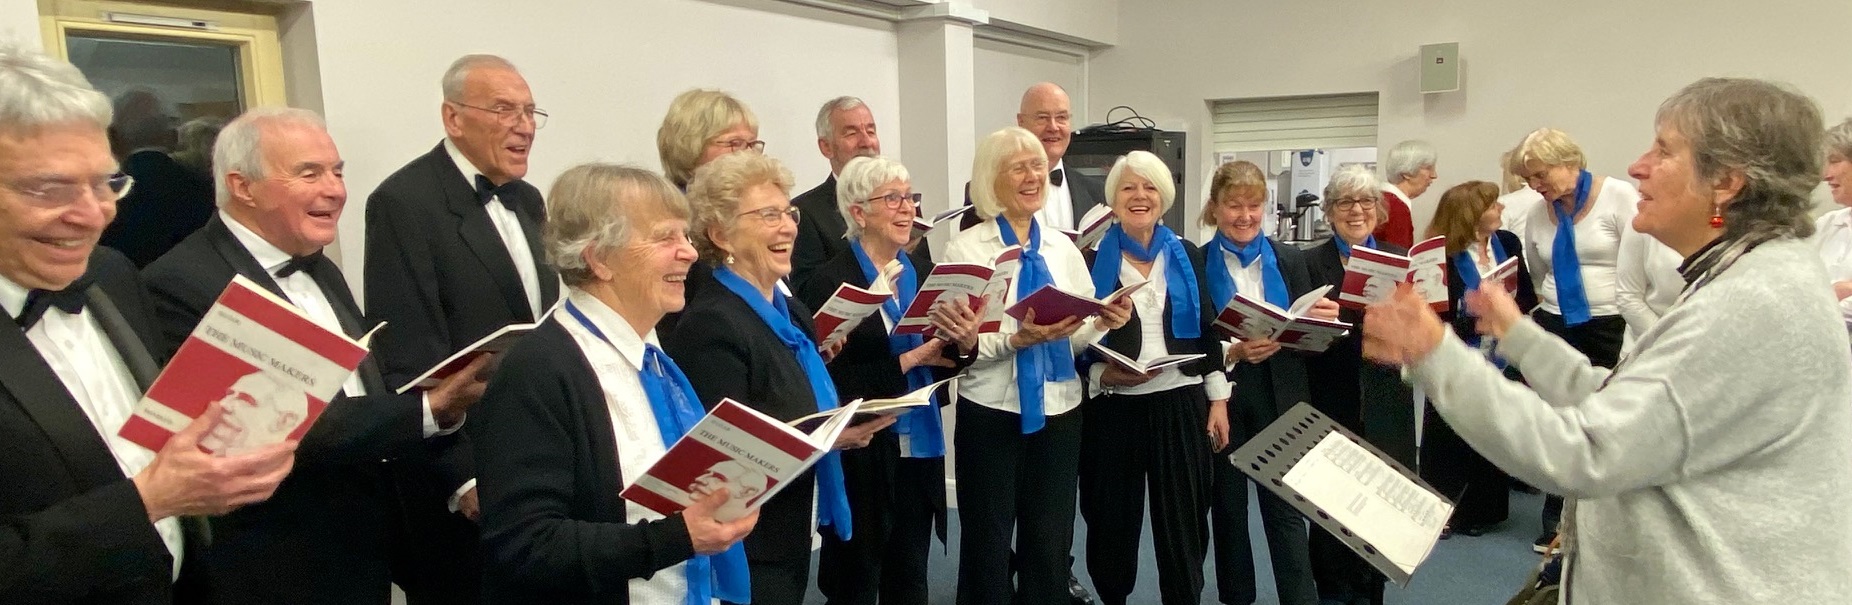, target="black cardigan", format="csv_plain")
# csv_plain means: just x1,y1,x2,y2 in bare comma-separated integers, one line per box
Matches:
1081,239,1225,384
1442,230,1540,340
1220,238,1323,419
793,249,975,404
471,319,696,605
1304,237,1420,466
